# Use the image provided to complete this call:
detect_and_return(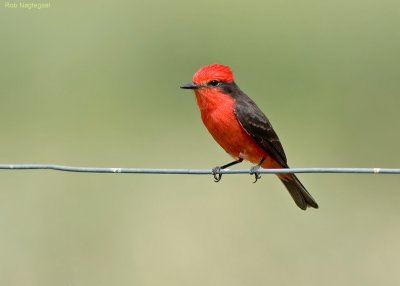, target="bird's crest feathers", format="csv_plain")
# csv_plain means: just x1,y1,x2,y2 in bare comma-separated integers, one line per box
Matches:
192,64,234,84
